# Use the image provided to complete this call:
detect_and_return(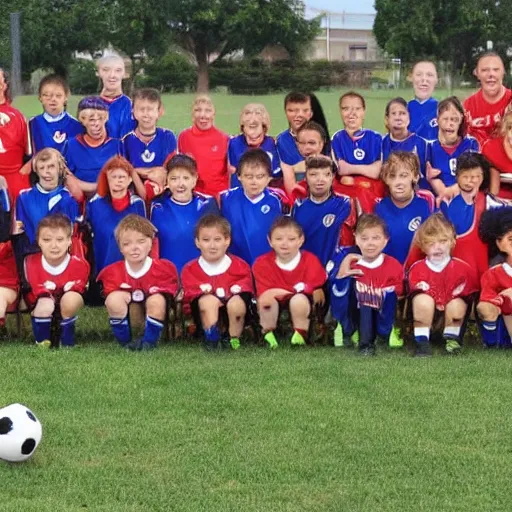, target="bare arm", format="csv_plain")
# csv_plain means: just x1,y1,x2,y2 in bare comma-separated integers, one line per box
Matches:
337,159,382,180
281,162,297,196
490,167,501,196
131,168,147,201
